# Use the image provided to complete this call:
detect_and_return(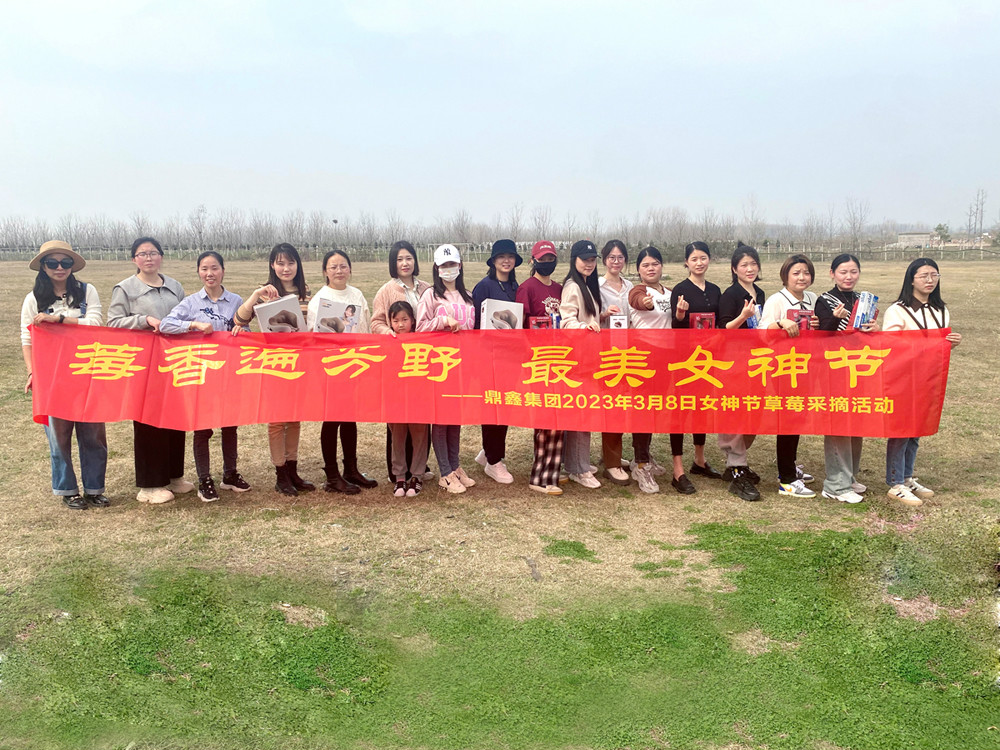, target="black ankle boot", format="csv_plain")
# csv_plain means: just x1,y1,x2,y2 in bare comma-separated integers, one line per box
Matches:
286,460,315,492
343,460,378,489
274,464,298,497
323,465,361,495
